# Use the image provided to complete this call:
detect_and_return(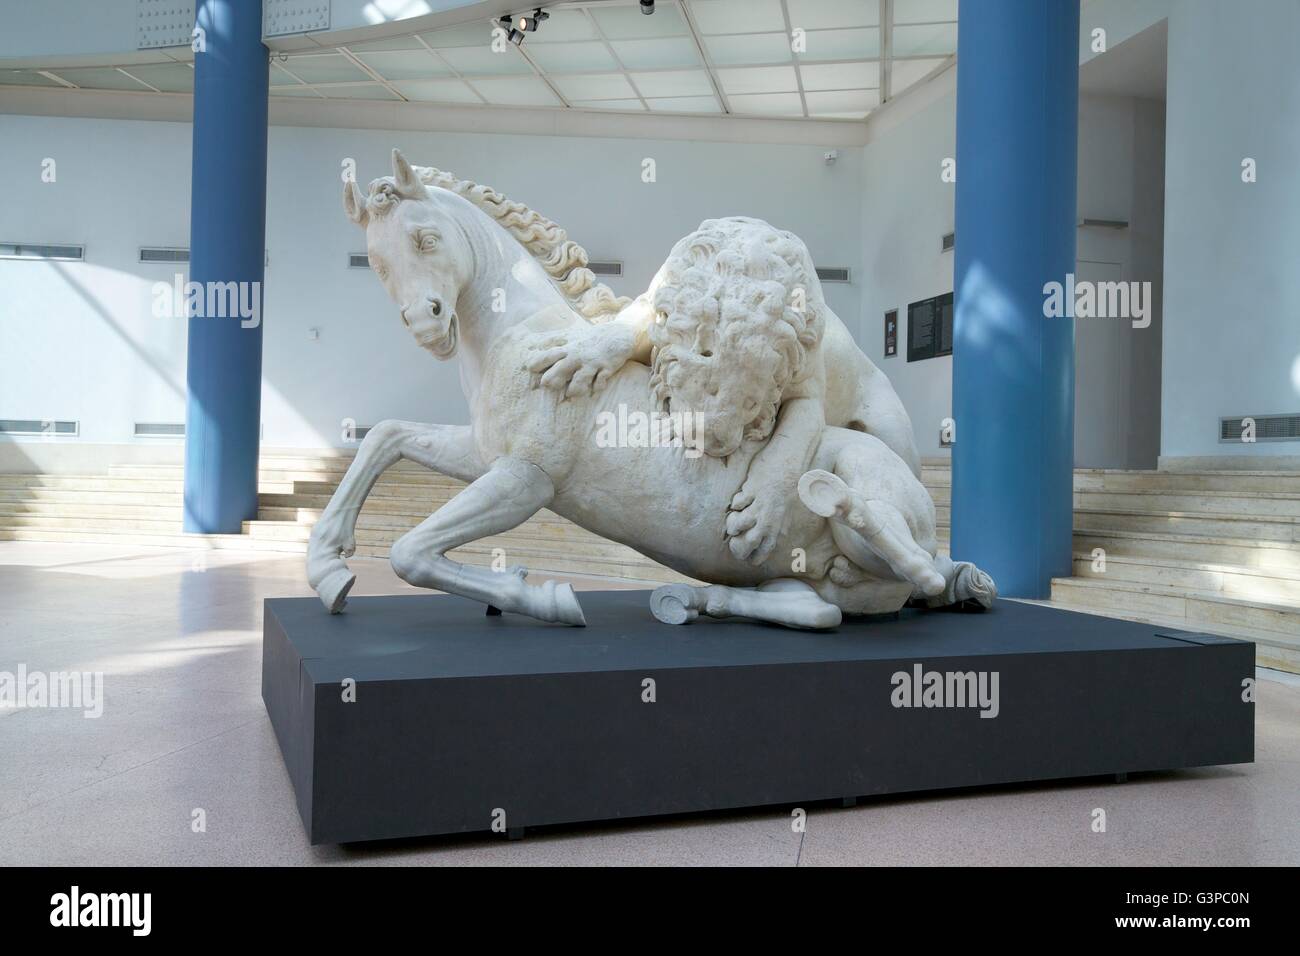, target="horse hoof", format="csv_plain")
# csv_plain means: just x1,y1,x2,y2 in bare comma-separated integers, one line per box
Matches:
551,581,587,626
317,567,356,614
955,563,997,608
651,584,700,625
